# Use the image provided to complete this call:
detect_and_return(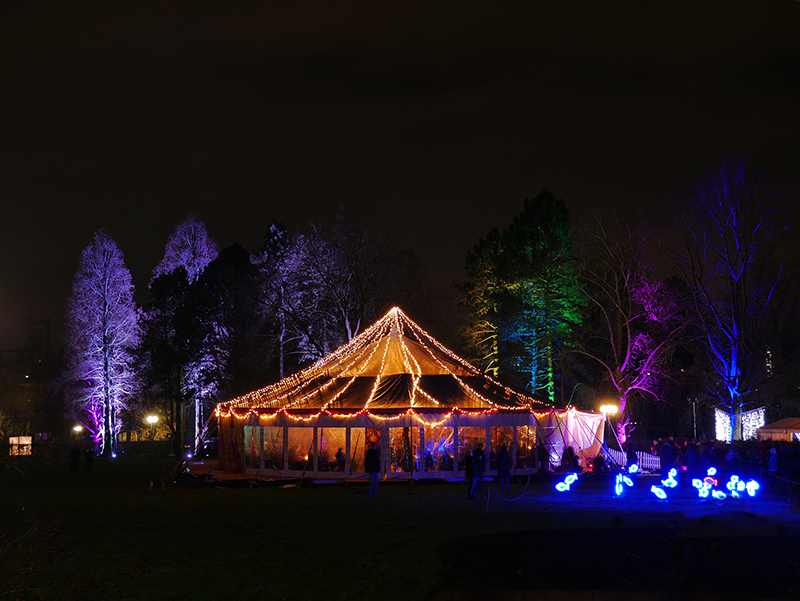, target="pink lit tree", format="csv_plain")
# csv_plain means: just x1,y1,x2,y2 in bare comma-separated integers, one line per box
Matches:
576,214,686,443
64,230,141,455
